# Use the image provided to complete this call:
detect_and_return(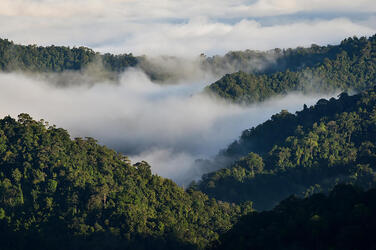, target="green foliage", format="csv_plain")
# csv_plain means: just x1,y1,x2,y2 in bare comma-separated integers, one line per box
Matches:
198,88,376,210
211,184,376,250
0,38,138,73
206,35,376,104
0,114,252,250
2,34,376,250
